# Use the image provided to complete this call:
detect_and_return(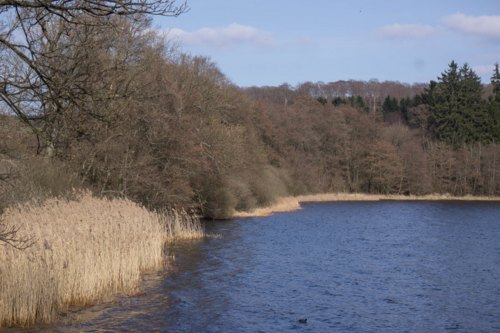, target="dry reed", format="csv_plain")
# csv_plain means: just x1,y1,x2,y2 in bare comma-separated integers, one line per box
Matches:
296,193,500,202
232,196,301,218
233,192,500,218
0,191,204,328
